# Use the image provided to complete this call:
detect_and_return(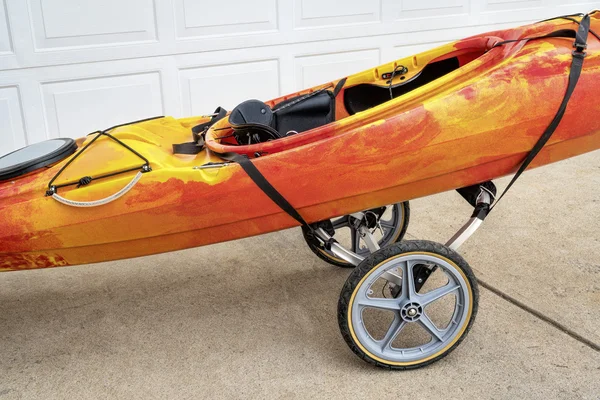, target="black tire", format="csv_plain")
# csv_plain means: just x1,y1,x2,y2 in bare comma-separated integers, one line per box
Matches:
303,201,410,268
338,240,479,370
